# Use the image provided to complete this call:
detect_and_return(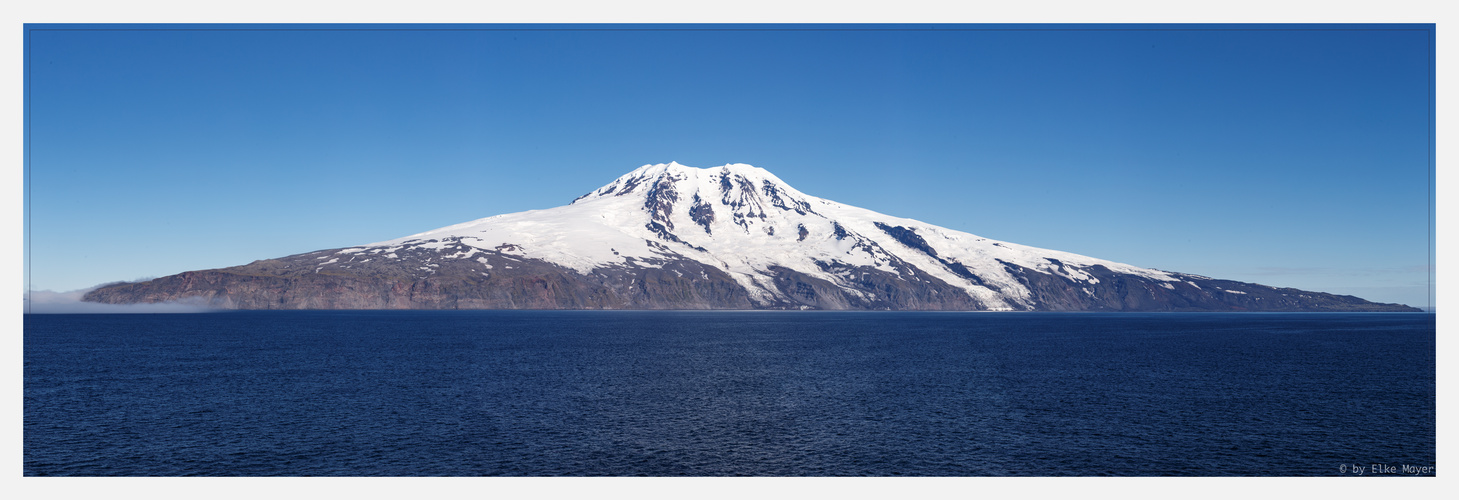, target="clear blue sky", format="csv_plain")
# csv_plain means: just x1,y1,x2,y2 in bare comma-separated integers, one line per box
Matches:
23,24,1435,307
